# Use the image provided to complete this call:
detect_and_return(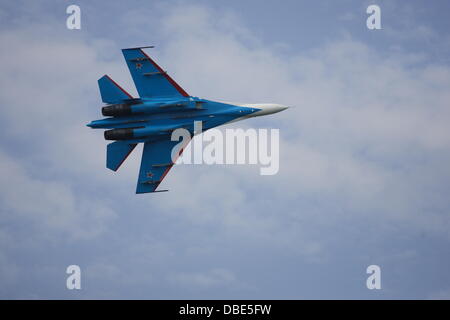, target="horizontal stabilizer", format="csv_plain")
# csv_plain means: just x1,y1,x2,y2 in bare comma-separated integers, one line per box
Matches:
98,75,133,104
106,141,137,171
